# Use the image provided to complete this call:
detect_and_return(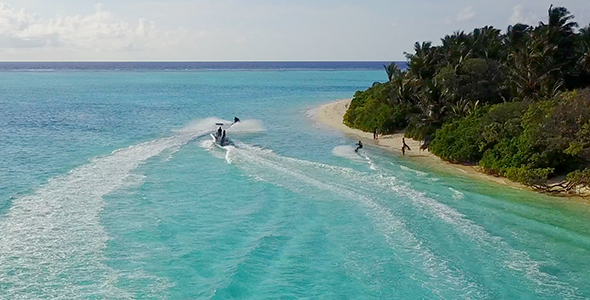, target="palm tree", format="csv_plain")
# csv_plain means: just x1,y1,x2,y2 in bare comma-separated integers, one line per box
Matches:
449,98,480,119
404,41,437,80
383,62,399,82
440,31,474,68
543,5,578,35
471,26,505,60
508,34,563,101
387,71,421,106
581,25,590,40
570,24,590,87
540,5,578,82
578,25,590,70
580,25,590,44
505,23,531,51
